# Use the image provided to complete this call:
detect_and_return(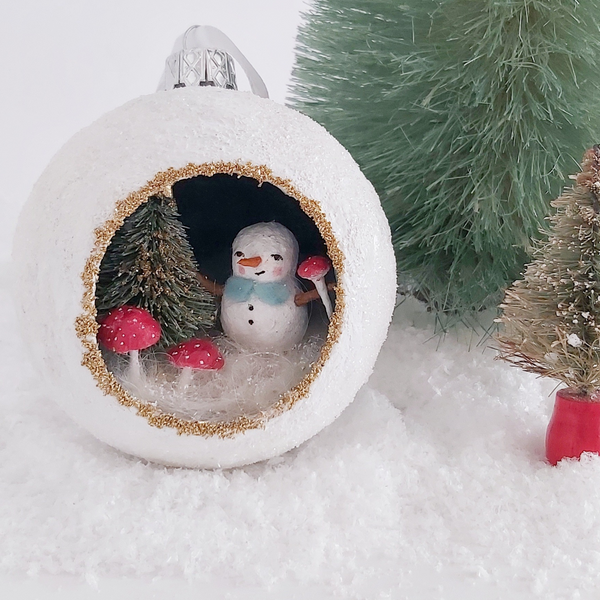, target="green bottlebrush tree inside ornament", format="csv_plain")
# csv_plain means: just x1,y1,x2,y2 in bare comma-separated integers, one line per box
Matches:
96,193,217,348
497,147,600,395
289,0,600,323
